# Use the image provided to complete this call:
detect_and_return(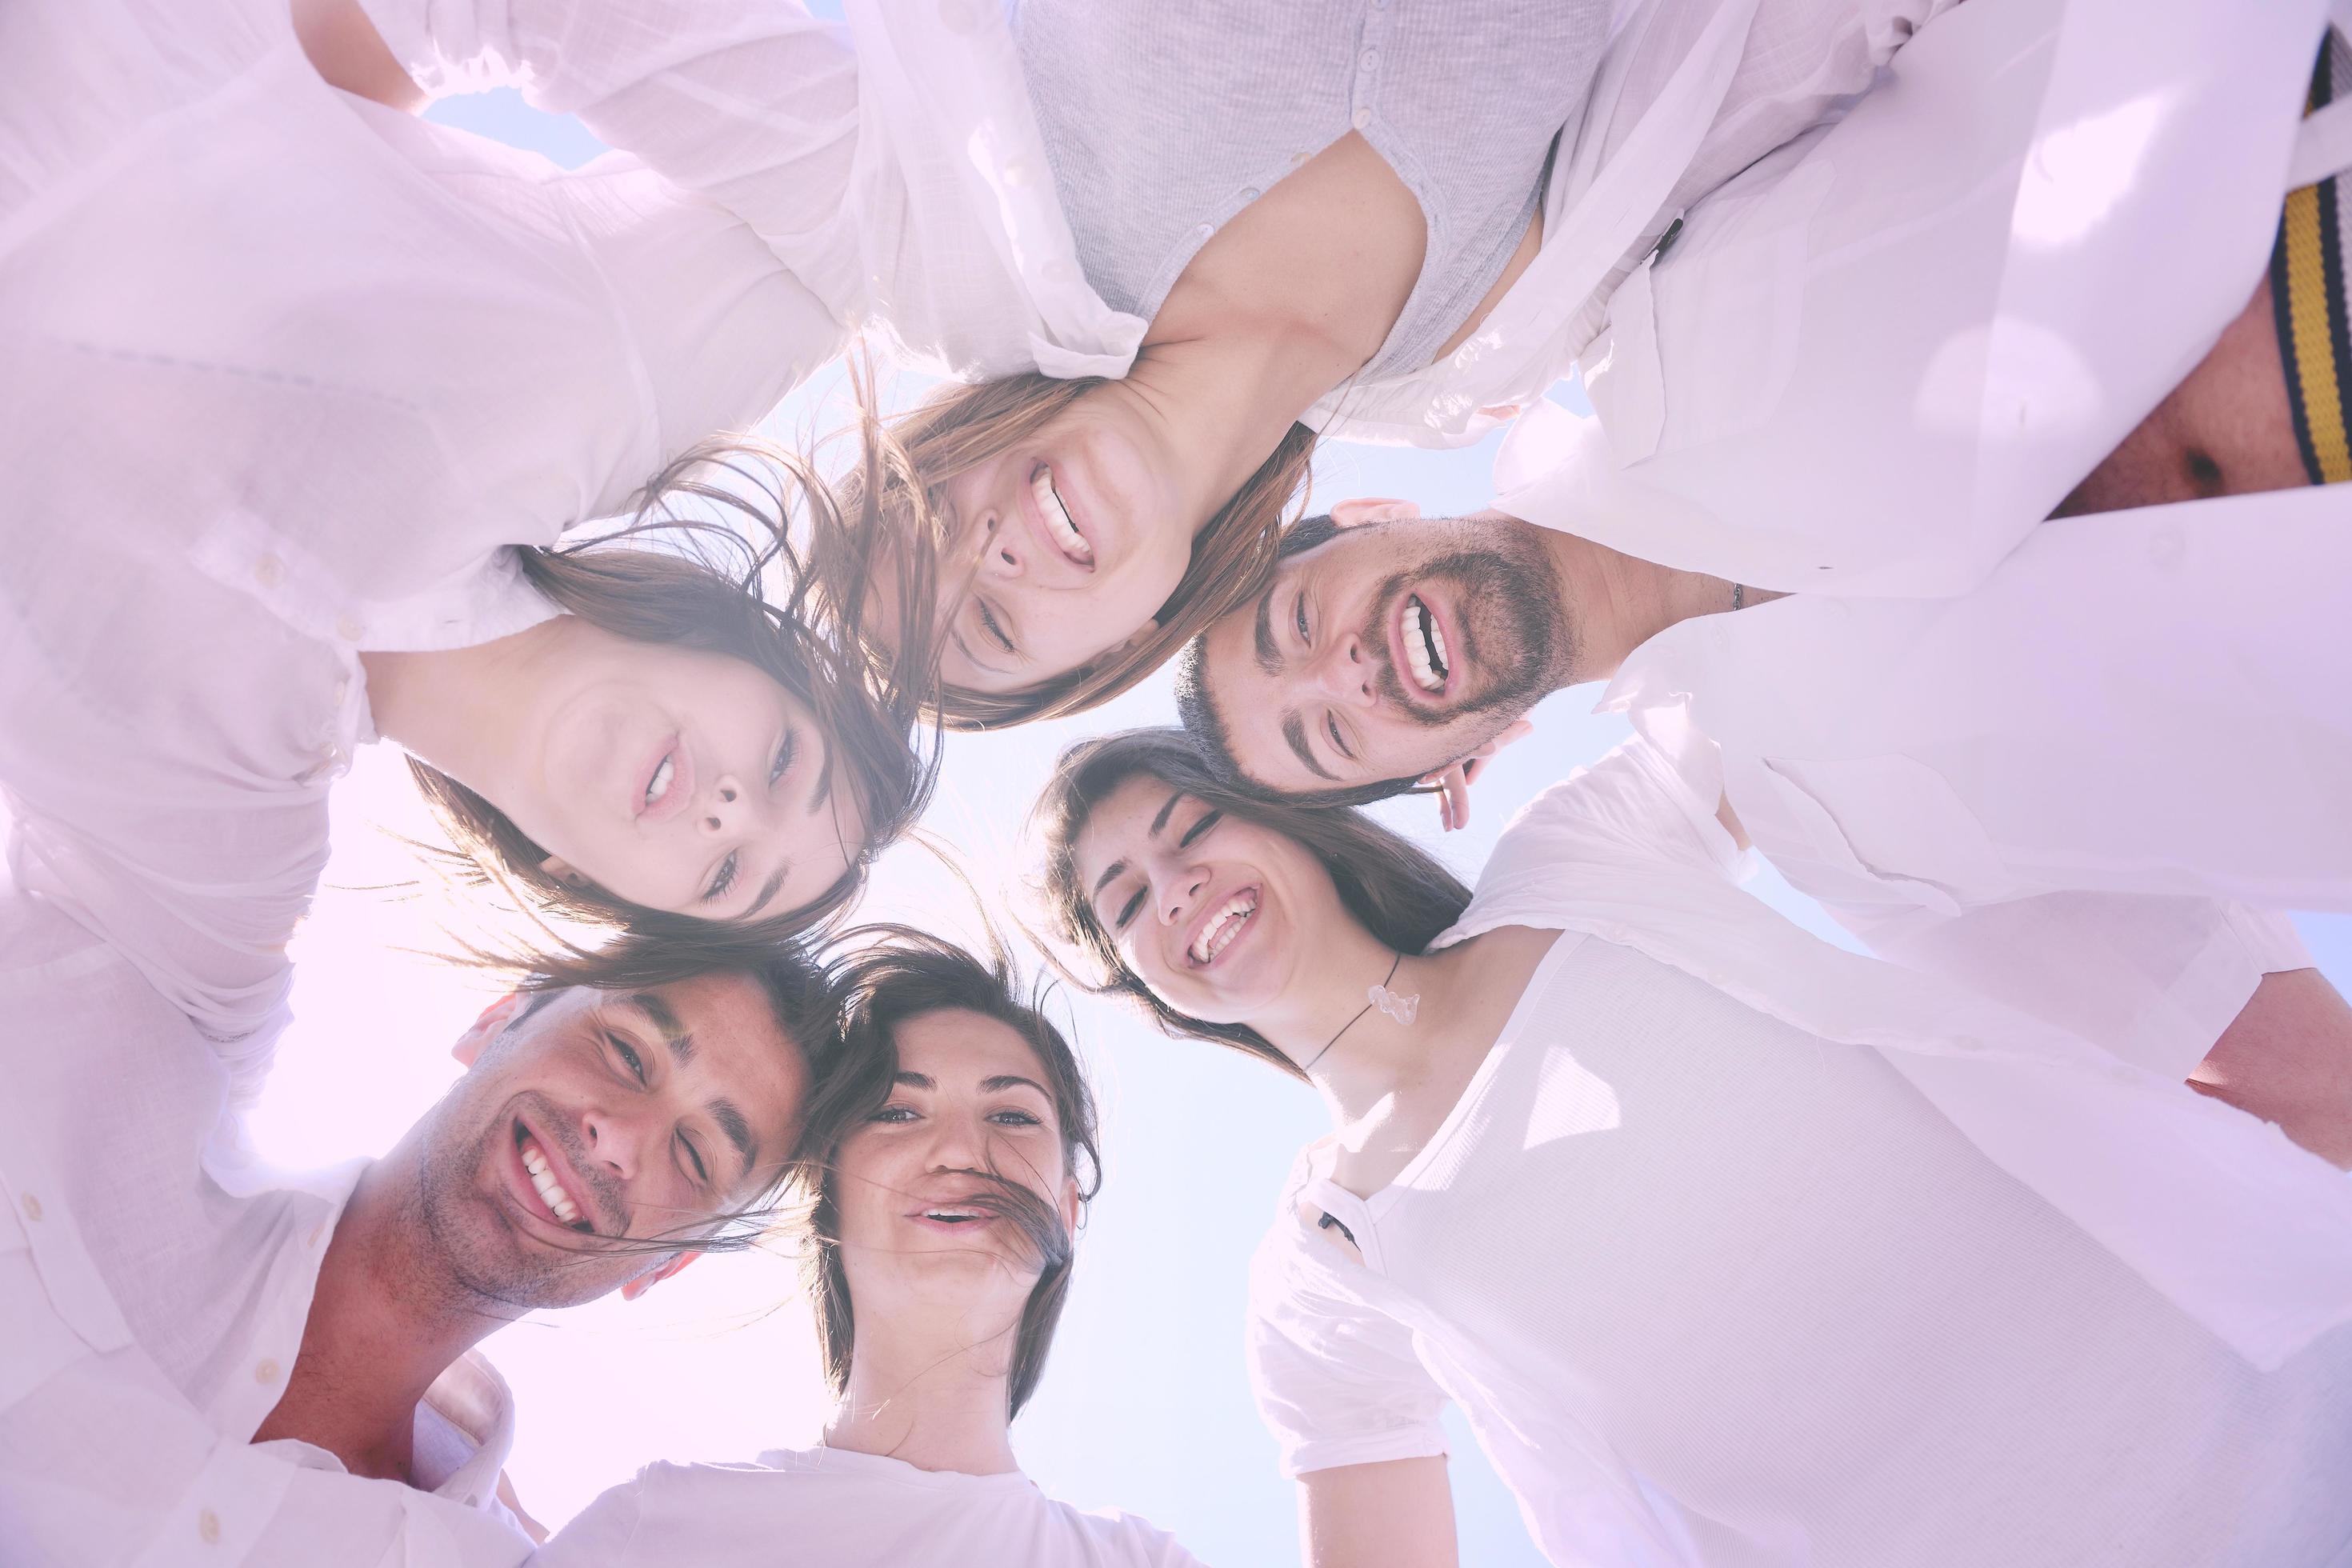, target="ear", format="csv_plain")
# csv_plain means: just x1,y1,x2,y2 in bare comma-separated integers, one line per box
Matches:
453,991,526,1068
619,1250,698,1302
1057,1174,1082,1241
537,855,591,893
1329,497,1422,530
